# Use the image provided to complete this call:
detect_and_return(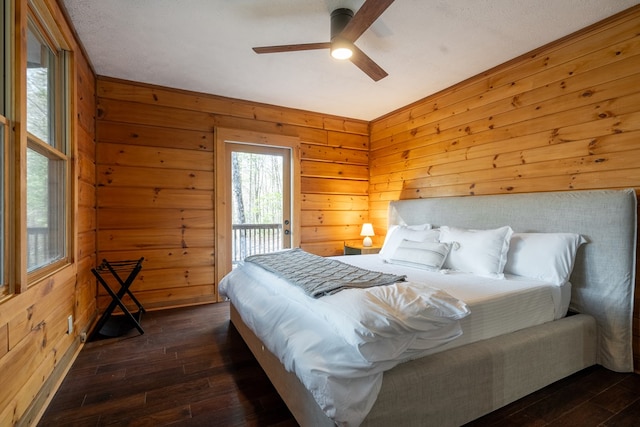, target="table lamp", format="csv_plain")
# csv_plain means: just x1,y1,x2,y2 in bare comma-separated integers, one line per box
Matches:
360,223,375,247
